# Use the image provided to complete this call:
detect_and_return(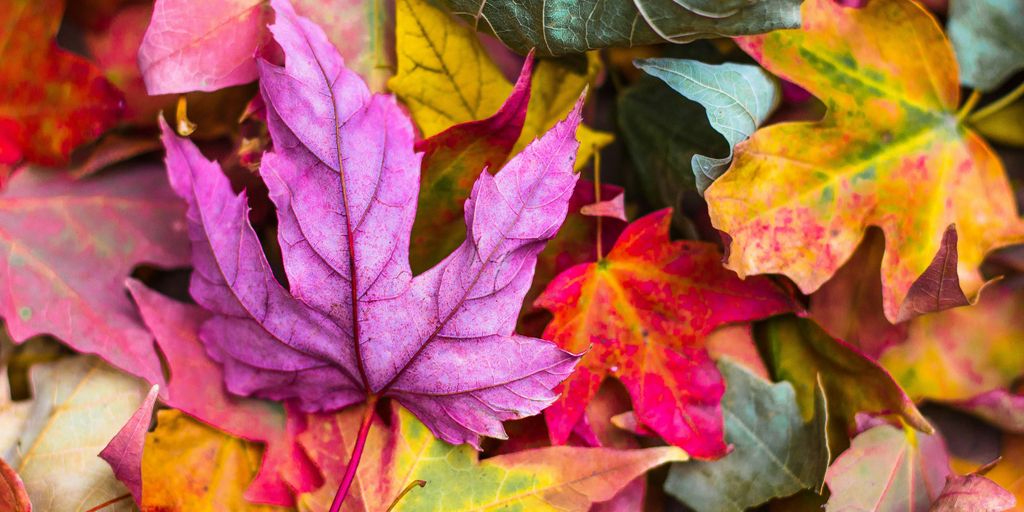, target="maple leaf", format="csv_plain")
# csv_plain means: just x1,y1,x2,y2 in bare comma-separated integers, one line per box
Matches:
295,402,687,511
665,359,830,511
536,209,797,458
756,316,931,436
140,409,286,512
706,0,1024,323
128,280,319,505
164,0,582,464
0,165,189,388
139,0,382,94
825,424,951,512
879,283,1024,402
0,0,123,167
437,0,802,56
2,356,148,512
